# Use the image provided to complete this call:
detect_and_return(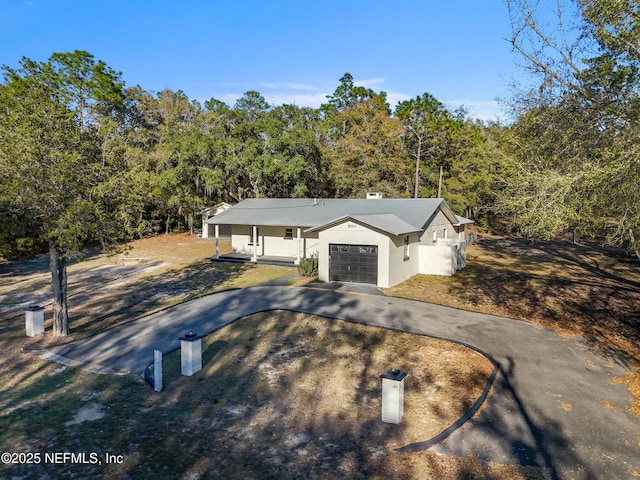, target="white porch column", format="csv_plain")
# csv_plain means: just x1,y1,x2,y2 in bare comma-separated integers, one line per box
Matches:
295,227,301,265
252,225,258,261
202,217,209,238
214,224,220,259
